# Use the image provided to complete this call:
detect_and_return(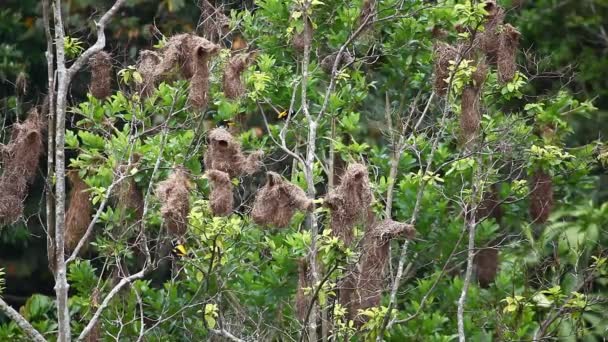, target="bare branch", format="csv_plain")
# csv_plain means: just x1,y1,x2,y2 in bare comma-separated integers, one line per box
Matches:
0,297,46,342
